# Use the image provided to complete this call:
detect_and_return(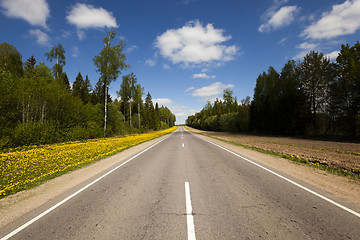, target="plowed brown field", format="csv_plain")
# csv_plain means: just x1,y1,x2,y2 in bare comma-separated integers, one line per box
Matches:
187,127,360,175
